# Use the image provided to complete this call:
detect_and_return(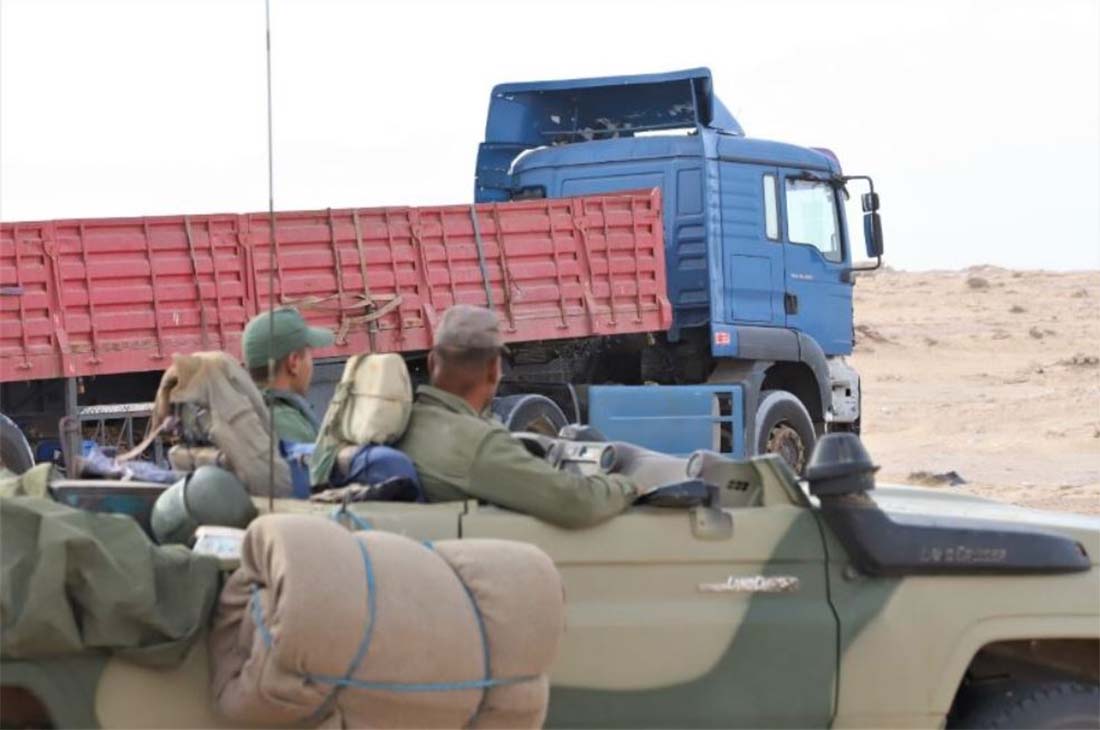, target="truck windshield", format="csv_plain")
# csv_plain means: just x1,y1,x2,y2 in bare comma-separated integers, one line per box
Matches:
785,179,842,263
